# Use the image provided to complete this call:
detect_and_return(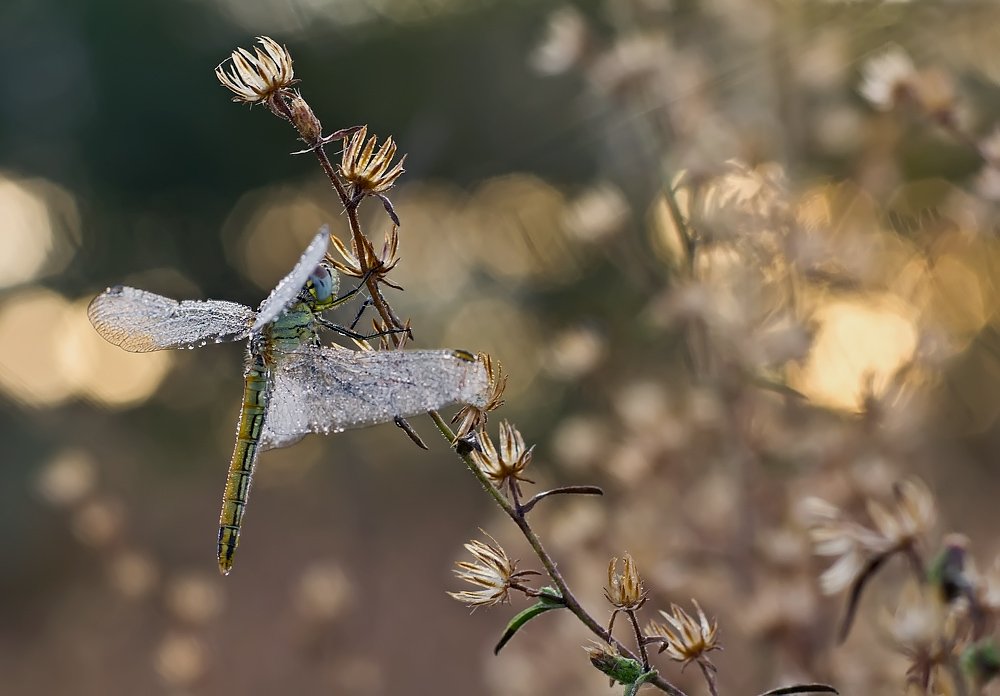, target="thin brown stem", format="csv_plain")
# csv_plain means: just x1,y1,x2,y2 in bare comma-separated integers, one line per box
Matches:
698,660,719,696
627,609,650,670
